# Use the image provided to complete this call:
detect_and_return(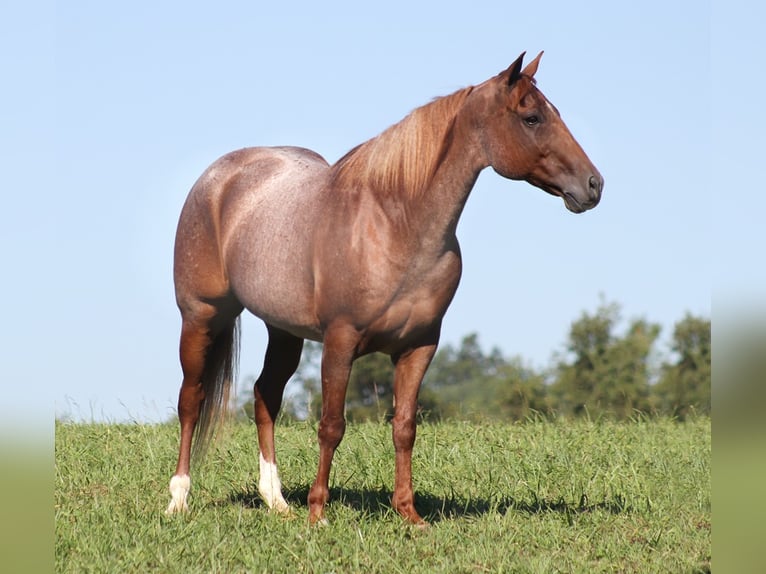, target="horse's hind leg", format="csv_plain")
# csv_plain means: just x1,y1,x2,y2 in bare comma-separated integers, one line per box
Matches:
166,316,211,514
166,299,241,514
253,325,304,513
